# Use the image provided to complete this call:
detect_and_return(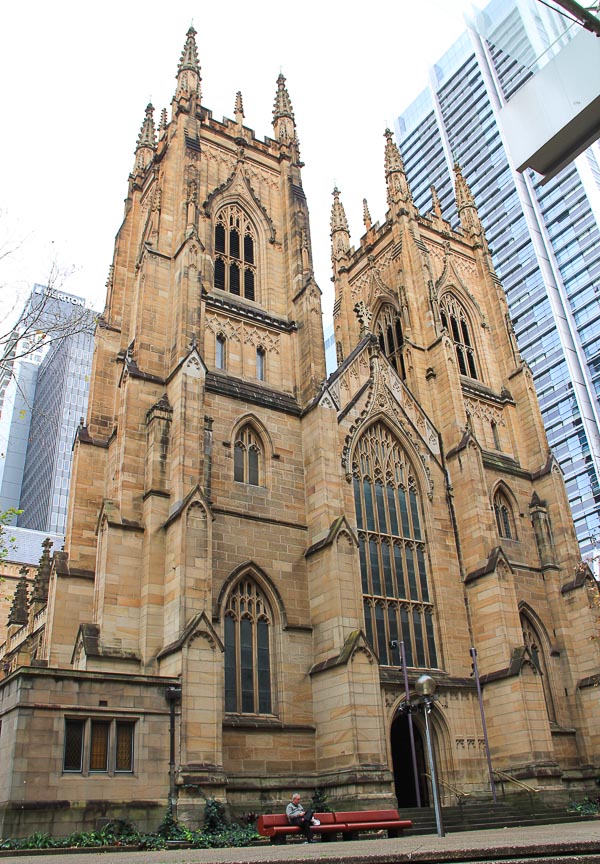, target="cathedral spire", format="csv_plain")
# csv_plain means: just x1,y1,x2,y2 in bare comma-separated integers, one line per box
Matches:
331,187,350,265
384,129,413,211
454,163,484,241
272,73,296,145
174,25,201,103
134,103,156,172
